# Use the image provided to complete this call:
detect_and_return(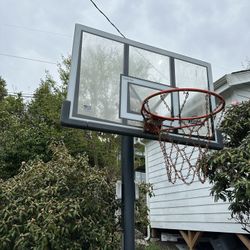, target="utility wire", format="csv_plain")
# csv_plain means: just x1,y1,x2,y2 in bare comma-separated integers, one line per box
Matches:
1,20,235,74
89,0,126,38
8,93,34,98
89,0,170,81
89,0,236,80
0,24,69,65
0,53,57,65
1,24,71,38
